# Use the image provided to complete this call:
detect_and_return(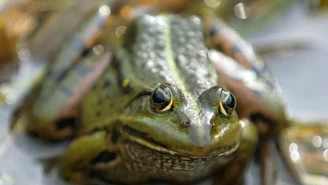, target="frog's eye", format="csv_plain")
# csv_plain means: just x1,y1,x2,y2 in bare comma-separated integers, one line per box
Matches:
150,85,173,113
219,90,236,117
